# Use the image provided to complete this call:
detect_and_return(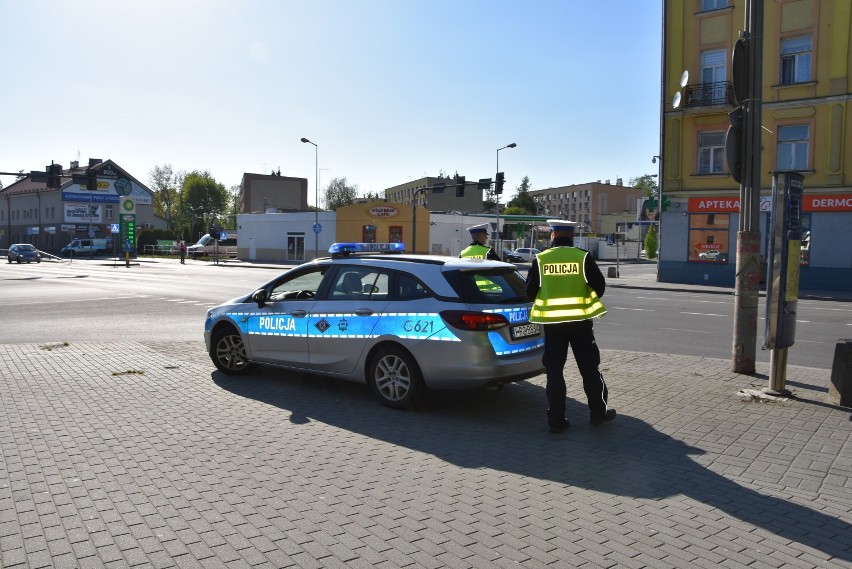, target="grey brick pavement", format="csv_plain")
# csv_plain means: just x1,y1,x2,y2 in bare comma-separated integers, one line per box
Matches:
1,340,850,568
